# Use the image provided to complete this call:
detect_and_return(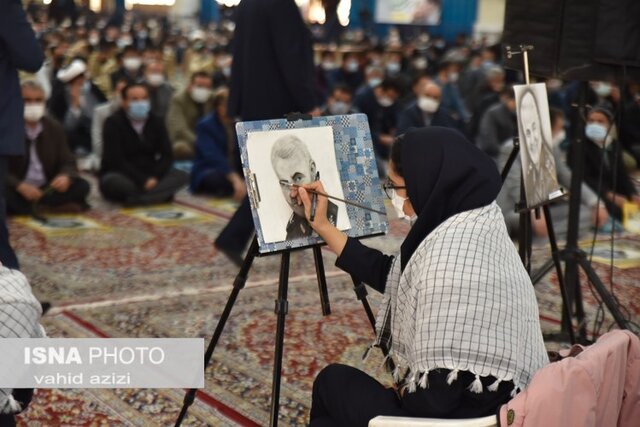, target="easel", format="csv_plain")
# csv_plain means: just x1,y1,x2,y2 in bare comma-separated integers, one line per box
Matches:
175,113,389,427
504,45,632,343
504,45,576,343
